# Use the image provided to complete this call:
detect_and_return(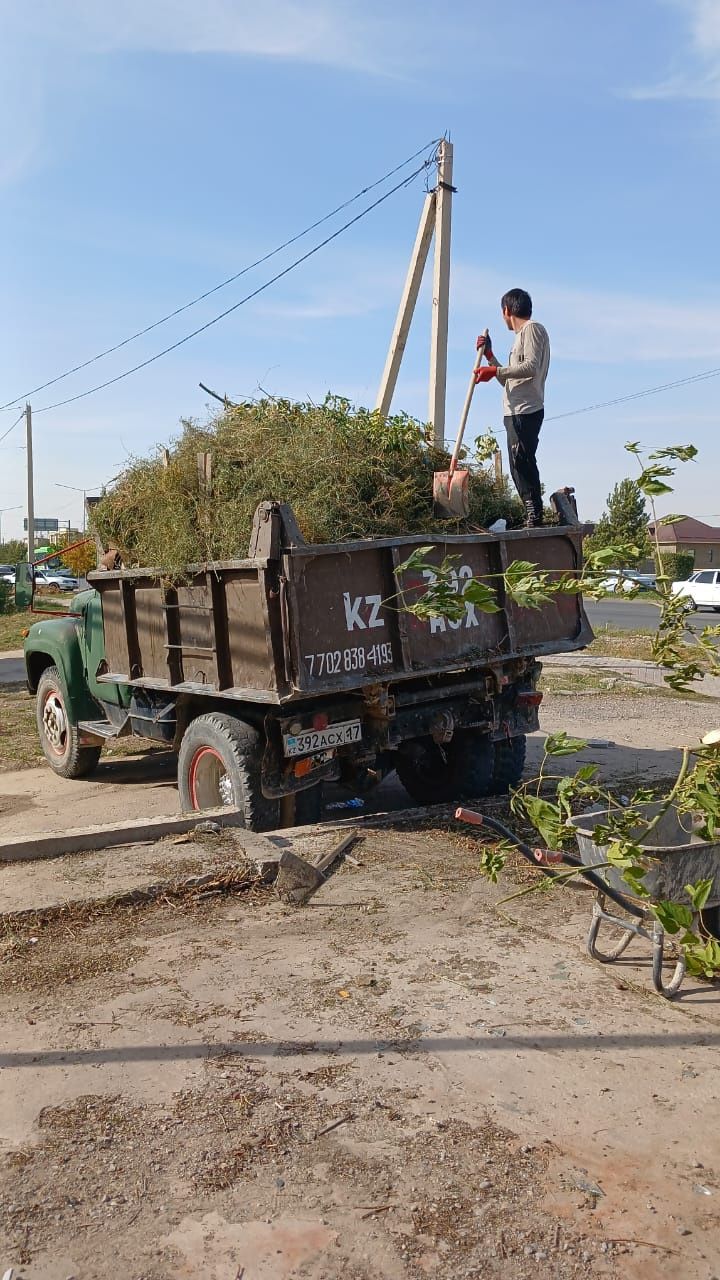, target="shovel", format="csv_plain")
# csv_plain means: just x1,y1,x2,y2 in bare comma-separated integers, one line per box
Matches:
433,330,488,518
